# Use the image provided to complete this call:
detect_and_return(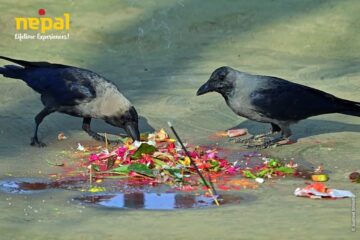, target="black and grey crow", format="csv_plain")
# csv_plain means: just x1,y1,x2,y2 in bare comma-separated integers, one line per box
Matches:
197,66,360,146
0,56,140,147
